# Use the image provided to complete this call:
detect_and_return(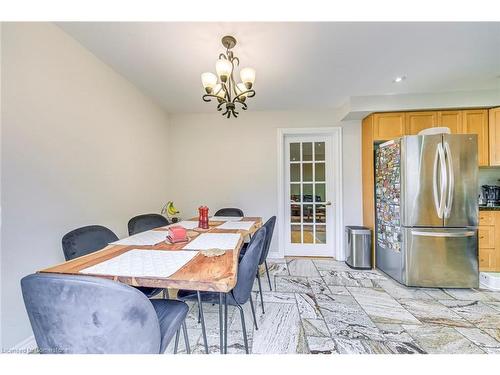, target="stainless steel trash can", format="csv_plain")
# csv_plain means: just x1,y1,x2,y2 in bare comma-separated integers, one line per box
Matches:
345,226,372,270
